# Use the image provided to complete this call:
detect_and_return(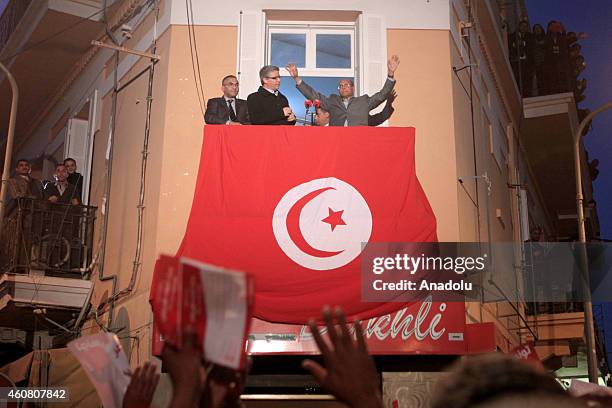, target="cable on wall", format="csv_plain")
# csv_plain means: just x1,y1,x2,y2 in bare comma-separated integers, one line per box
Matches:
185,0,206,118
